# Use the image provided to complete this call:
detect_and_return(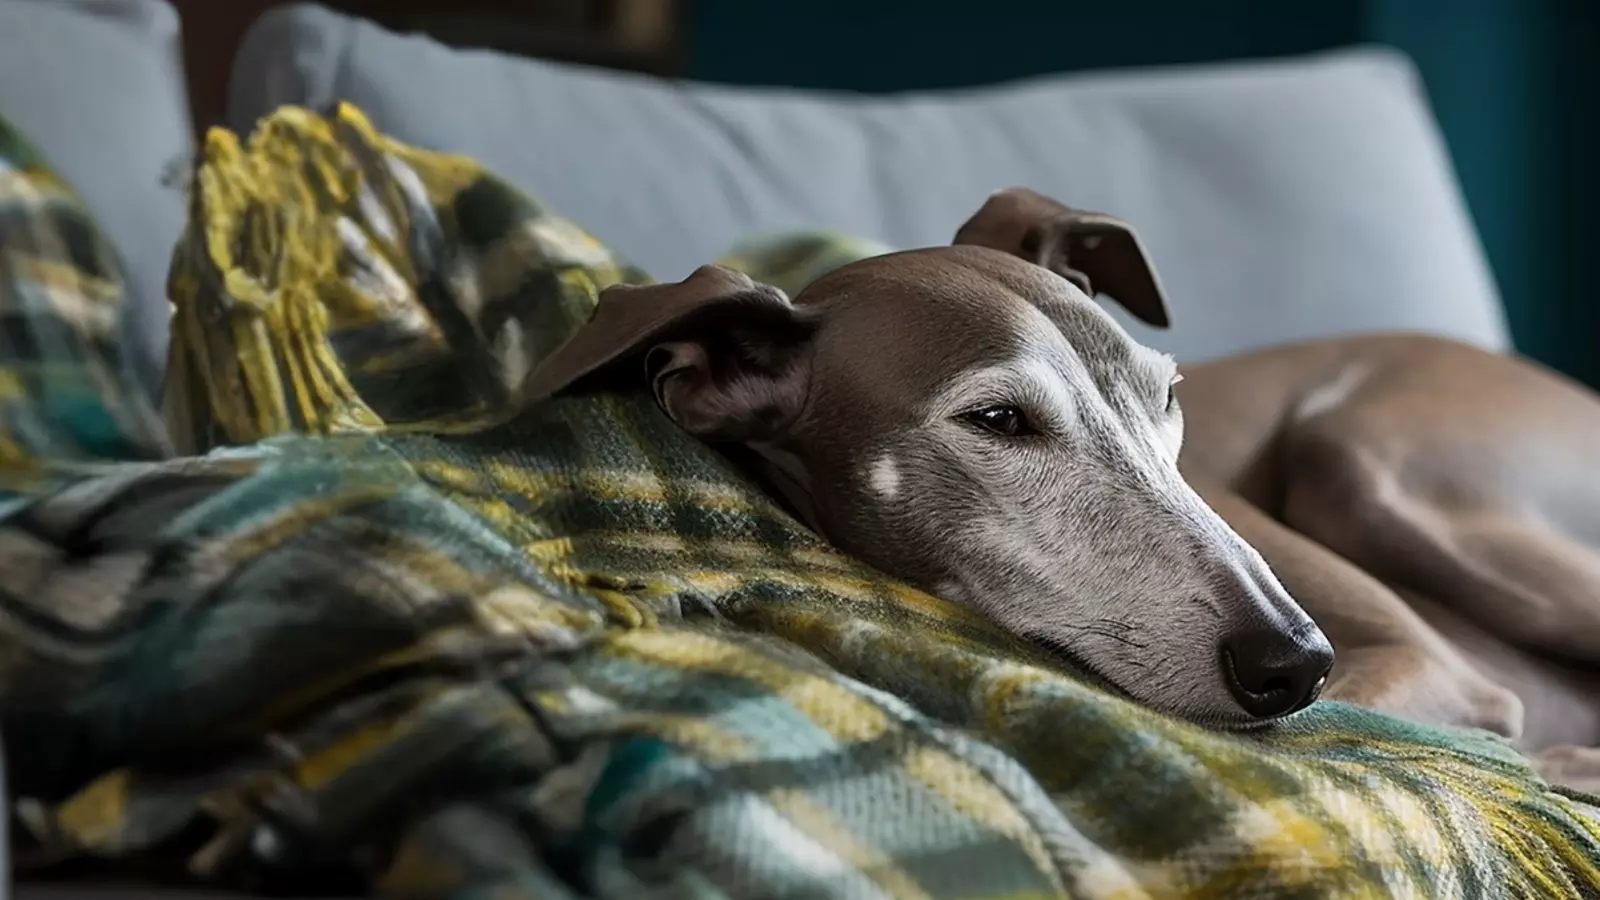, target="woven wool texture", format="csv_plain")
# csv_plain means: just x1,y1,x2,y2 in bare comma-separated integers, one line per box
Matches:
2,104,1600,898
